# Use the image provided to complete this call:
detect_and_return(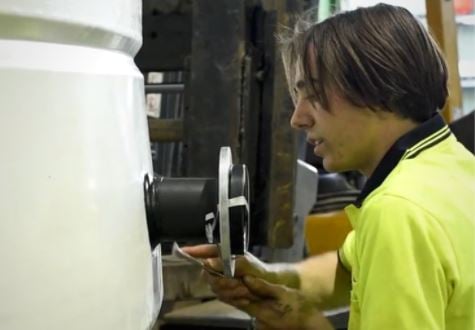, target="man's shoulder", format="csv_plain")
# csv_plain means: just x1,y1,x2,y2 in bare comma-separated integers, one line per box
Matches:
357,155,474,245
358,193,435,231
366,139,474,213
